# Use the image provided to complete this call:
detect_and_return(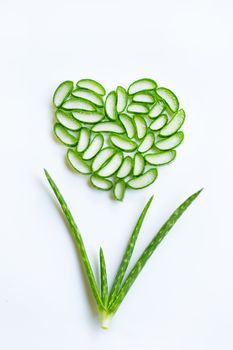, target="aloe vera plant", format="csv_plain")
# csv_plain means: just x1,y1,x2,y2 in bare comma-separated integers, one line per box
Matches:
45,169,202,329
